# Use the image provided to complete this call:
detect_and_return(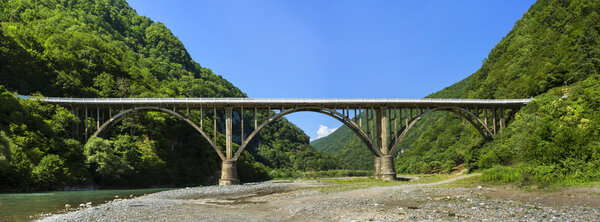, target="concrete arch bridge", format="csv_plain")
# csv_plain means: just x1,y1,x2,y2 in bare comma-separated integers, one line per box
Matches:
26,96,532,185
